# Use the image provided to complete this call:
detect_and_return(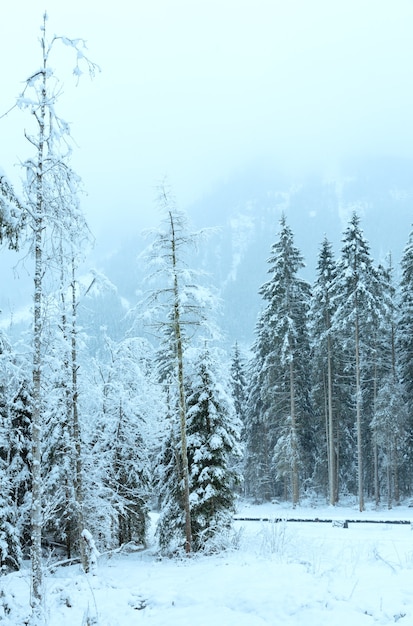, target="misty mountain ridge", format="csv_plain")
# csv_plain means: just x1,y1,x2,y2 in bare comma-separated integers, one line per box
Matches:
1,156,412,350
88,156,413,349
184,157,413,345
